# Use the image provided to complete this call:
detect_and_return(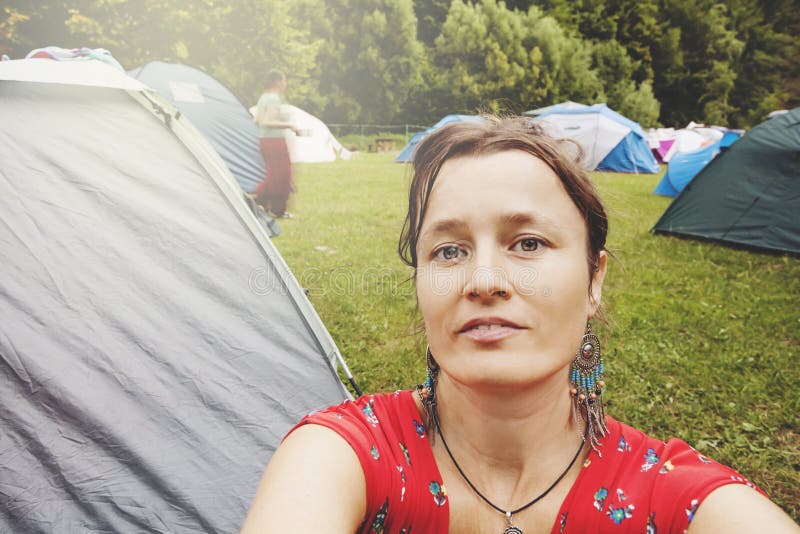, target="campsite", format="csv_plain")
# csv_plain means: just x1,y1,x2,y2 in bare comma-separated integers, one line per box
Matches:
1,1,799,532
